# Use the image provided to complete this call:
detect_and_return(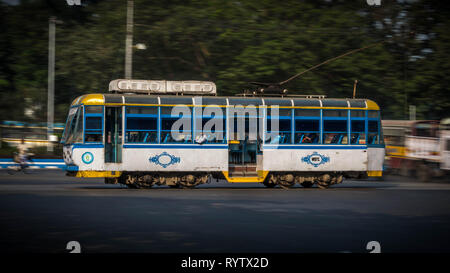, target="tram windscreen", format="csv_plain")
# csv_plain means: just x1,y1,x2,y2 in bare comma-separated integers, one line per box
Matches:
62,107,83,144
61,107,77,143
